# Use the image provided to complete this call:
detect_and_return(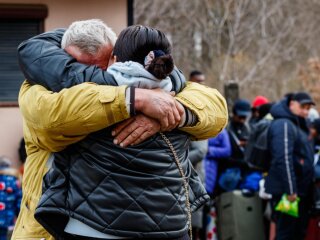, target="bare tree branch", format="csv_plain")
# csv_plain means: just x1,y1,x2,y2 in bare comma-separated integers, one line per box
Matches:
134,0,320,101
